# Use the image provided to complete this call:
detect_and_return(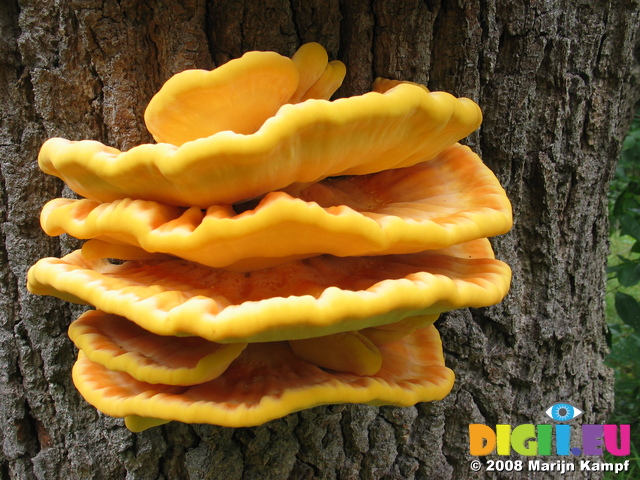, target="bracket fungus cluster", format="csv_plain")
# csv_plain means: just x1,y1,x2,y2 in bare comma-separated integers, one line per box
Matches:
27,43,512,432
